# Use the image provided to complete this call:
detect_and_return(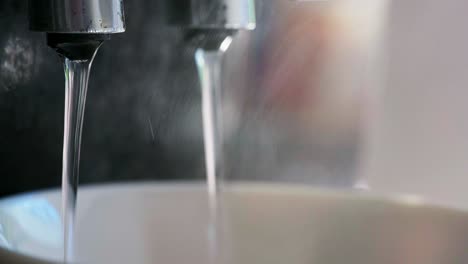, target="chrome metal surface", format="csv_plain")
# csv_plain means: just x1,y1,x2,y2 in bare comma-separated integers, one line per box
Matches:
29,0,125,33
167,0,256,30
